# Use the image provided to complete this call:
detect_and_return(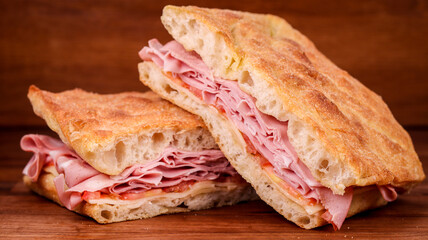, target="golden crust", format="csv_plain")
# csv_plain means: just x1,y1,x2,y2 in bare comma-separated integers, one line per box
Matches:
163,6,425,188
27,85,208,173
